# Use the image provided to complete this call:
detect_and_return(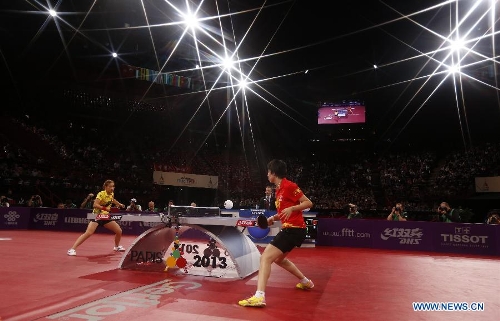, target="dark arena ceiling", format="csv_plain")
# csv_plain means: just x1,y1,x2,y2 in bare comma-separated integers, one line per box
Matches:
1,0,499,151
